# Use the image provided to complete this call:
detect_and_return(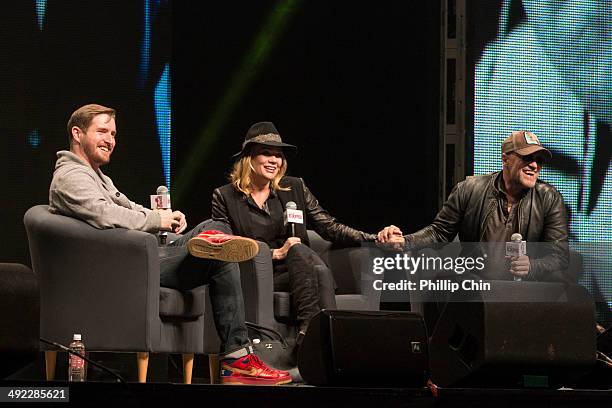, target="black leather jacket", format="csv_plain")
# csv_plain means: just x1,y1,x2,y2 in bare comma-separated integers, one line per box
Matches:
212,176,377,247
406,172,571,283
